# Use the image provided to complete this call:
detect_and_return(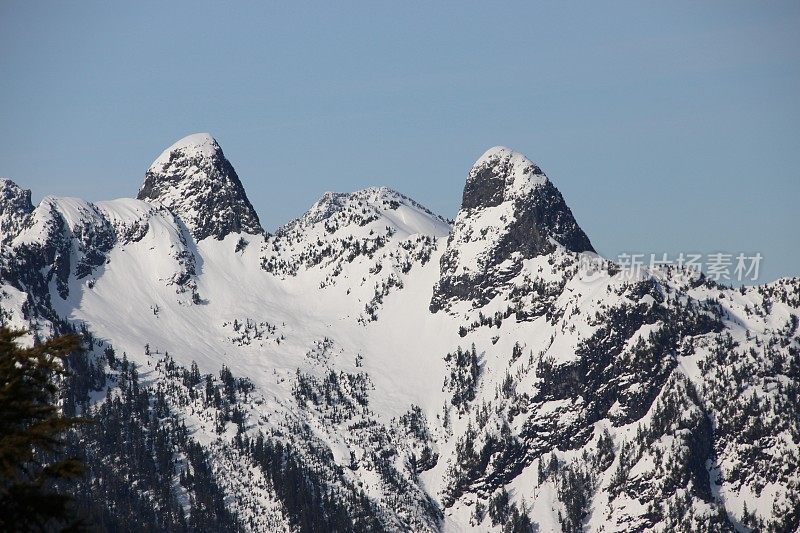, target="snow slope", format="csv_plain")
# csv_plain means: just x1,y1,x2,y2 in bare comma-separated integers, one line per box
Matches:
1,134,797,532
